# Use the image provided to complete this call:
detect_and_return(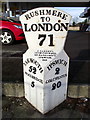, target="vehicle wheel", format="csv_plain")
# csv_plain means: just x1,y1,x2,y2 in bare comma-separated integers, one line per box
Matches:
0,29,15,45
